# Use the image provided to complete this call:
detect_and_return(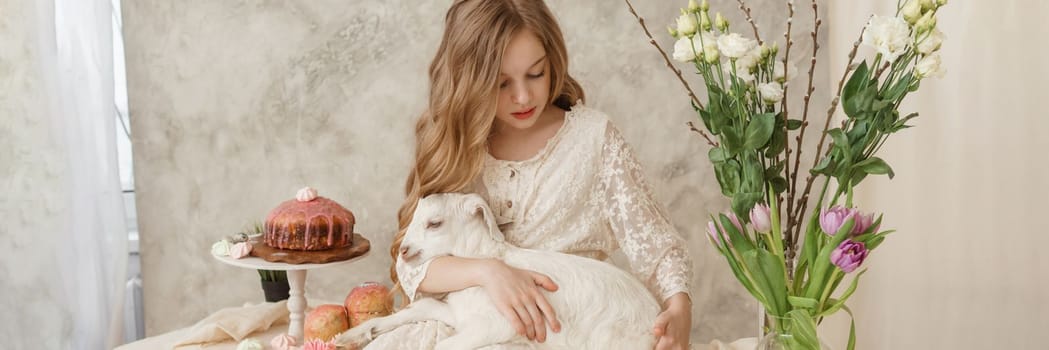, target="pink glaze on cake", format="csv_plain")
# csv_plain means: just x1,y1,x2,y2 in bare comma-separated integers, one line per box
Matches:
264,191,355,251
